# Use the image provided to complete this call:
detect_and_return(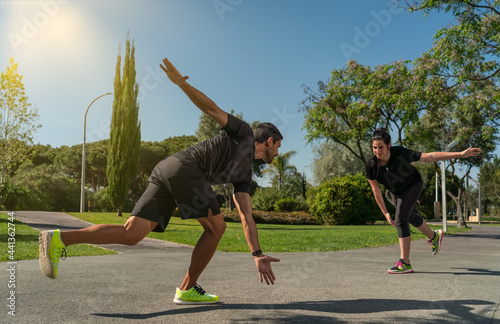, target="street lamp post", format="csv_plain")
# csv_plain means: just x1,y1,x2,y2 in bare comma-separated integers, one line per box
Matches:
80,93,112,213
441,138,459,232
